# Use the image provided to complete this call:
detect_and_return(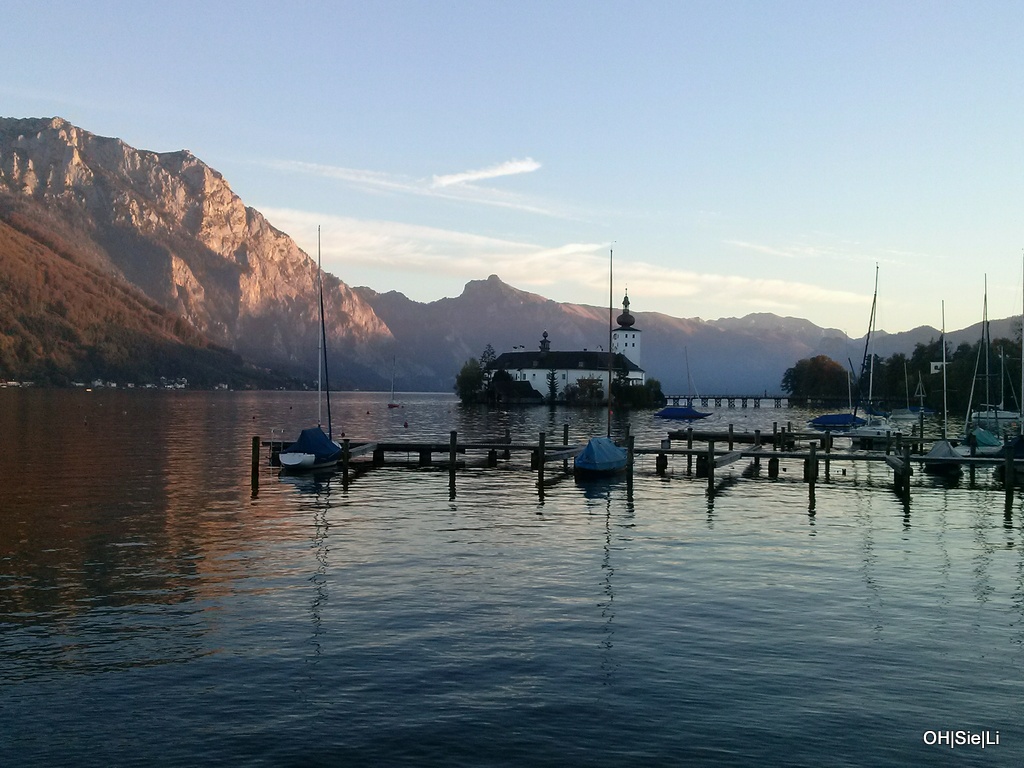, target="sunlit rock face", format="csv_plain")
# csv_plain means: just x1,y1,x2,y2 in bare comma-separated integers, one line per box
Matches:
0,117,394,379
